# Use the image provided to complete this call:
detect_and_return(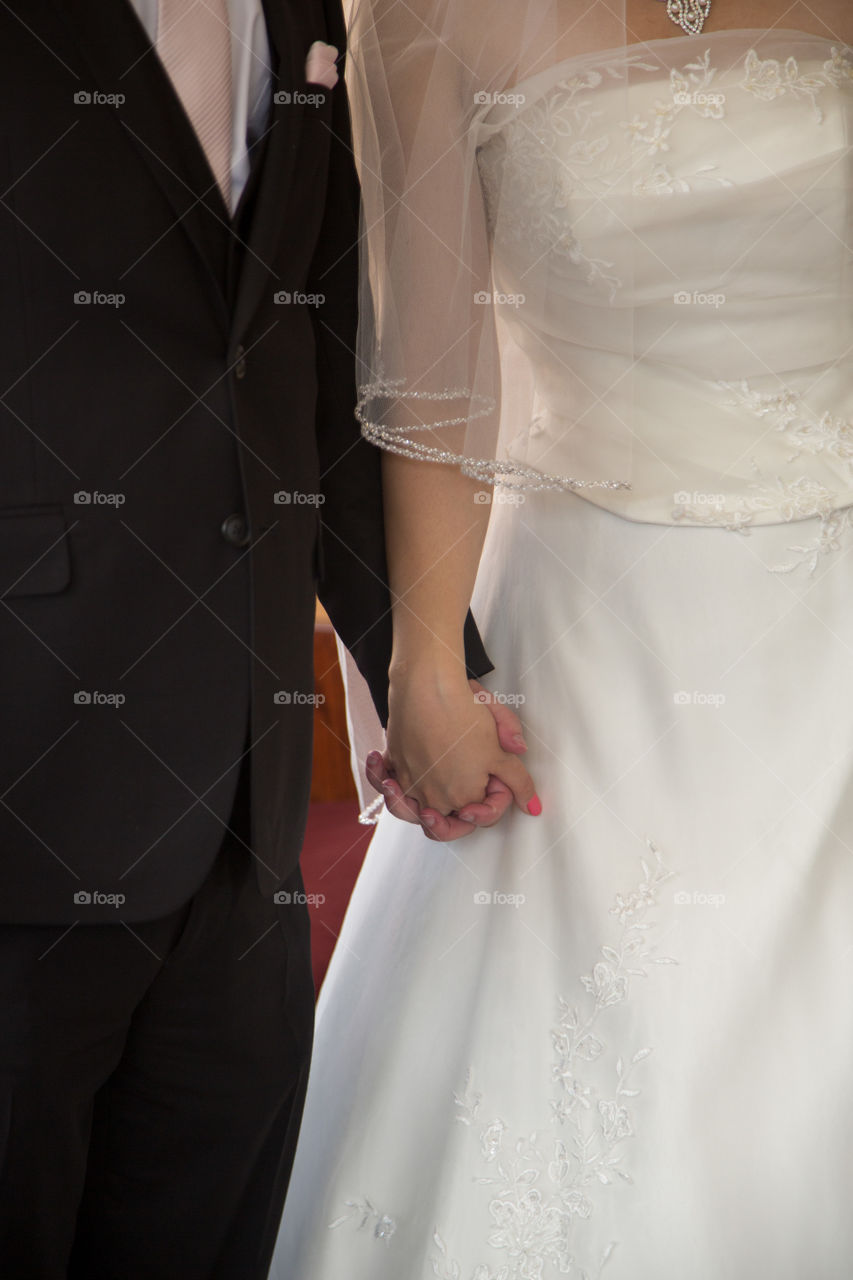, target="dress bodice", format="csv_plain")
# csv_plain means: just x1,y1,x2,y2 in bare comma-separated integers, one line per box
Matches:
476,30,853,527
